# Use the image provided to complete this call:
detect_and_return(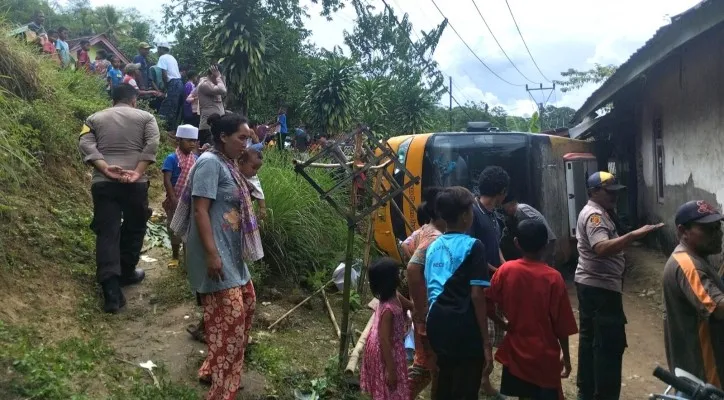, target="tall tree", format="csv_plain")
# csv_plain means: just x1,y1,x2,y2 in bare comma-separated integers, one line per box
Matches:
389,78,435,135
93,5,131,38
205,0,268,115
302,52,358,135
540,105,576,130
529,111,541,133
163,0,312,115
343,1,447,95
355,77,388,137
554,64,617,93
247,18,316,125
